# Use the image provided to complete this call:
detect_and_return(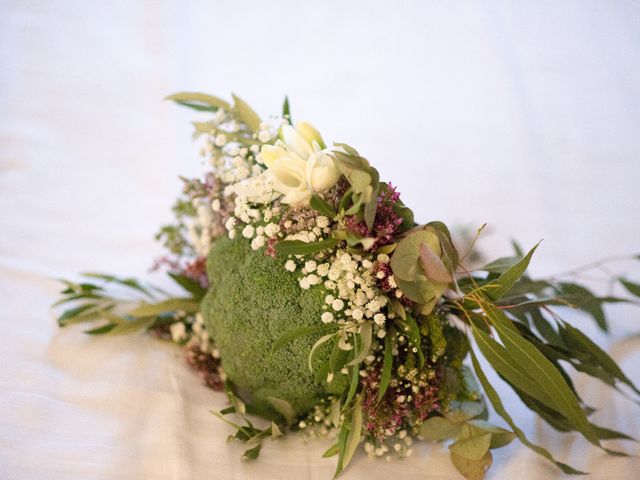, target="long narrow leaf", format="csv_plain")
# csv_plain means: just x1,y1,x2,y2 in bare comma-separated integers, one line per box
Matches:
469,349,585,475
485,243,540,301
